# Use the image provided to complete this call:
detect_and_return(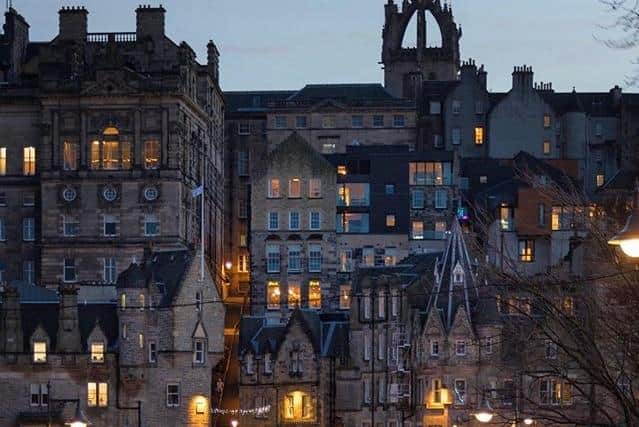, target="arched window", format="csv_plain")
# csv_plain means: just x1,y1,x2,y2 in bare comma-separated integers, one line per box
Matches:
90,126,132,170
